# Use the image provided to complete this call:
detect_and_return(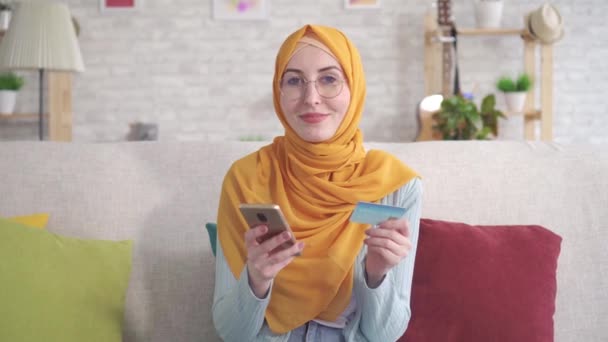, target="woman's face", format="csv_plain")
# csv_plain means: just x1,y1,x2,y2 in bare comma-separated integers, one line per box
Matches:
279,45,351,143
